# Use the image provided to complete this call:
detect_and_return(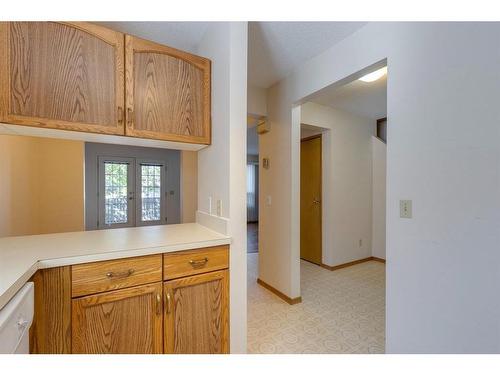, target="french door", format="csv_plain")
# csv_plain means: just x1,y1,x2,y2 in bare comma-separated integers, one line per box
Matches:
98,157,167,229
